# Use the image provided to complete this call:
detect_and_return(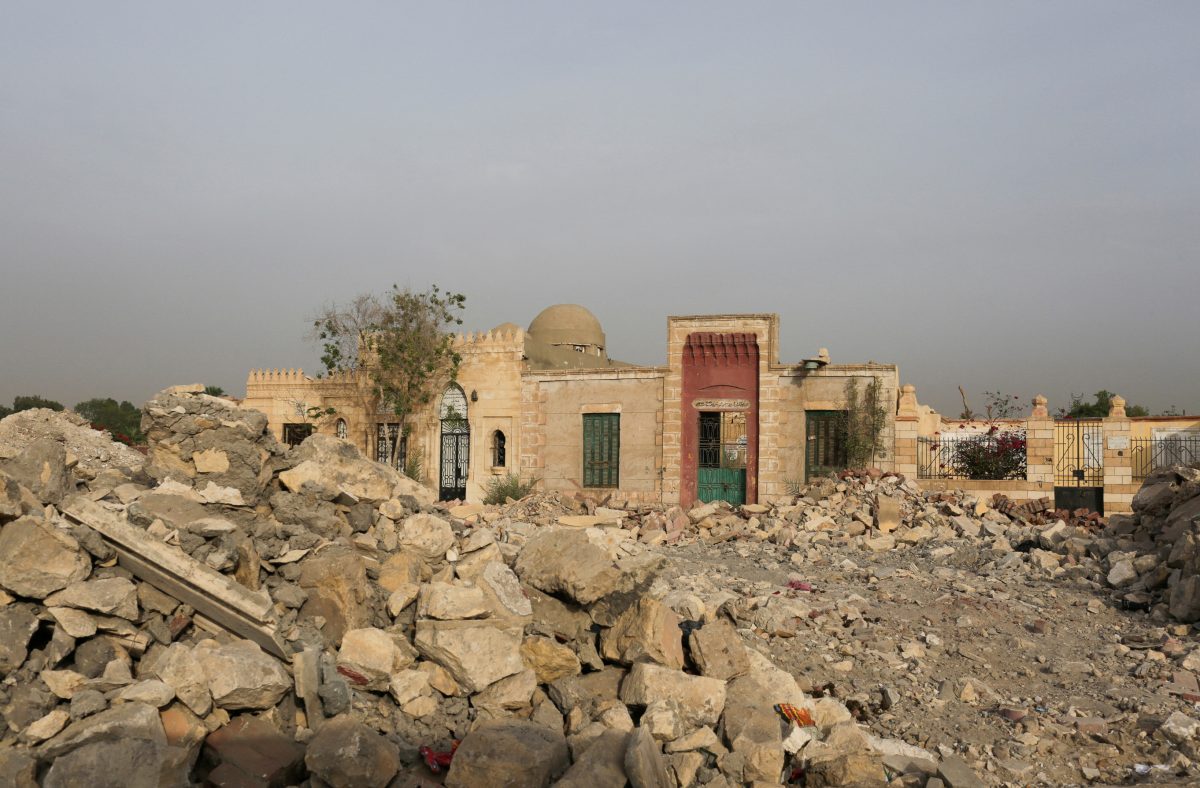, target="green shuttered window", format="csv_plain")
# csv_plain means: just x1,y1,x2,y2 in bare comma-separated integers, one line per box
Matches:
583,413,620,488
